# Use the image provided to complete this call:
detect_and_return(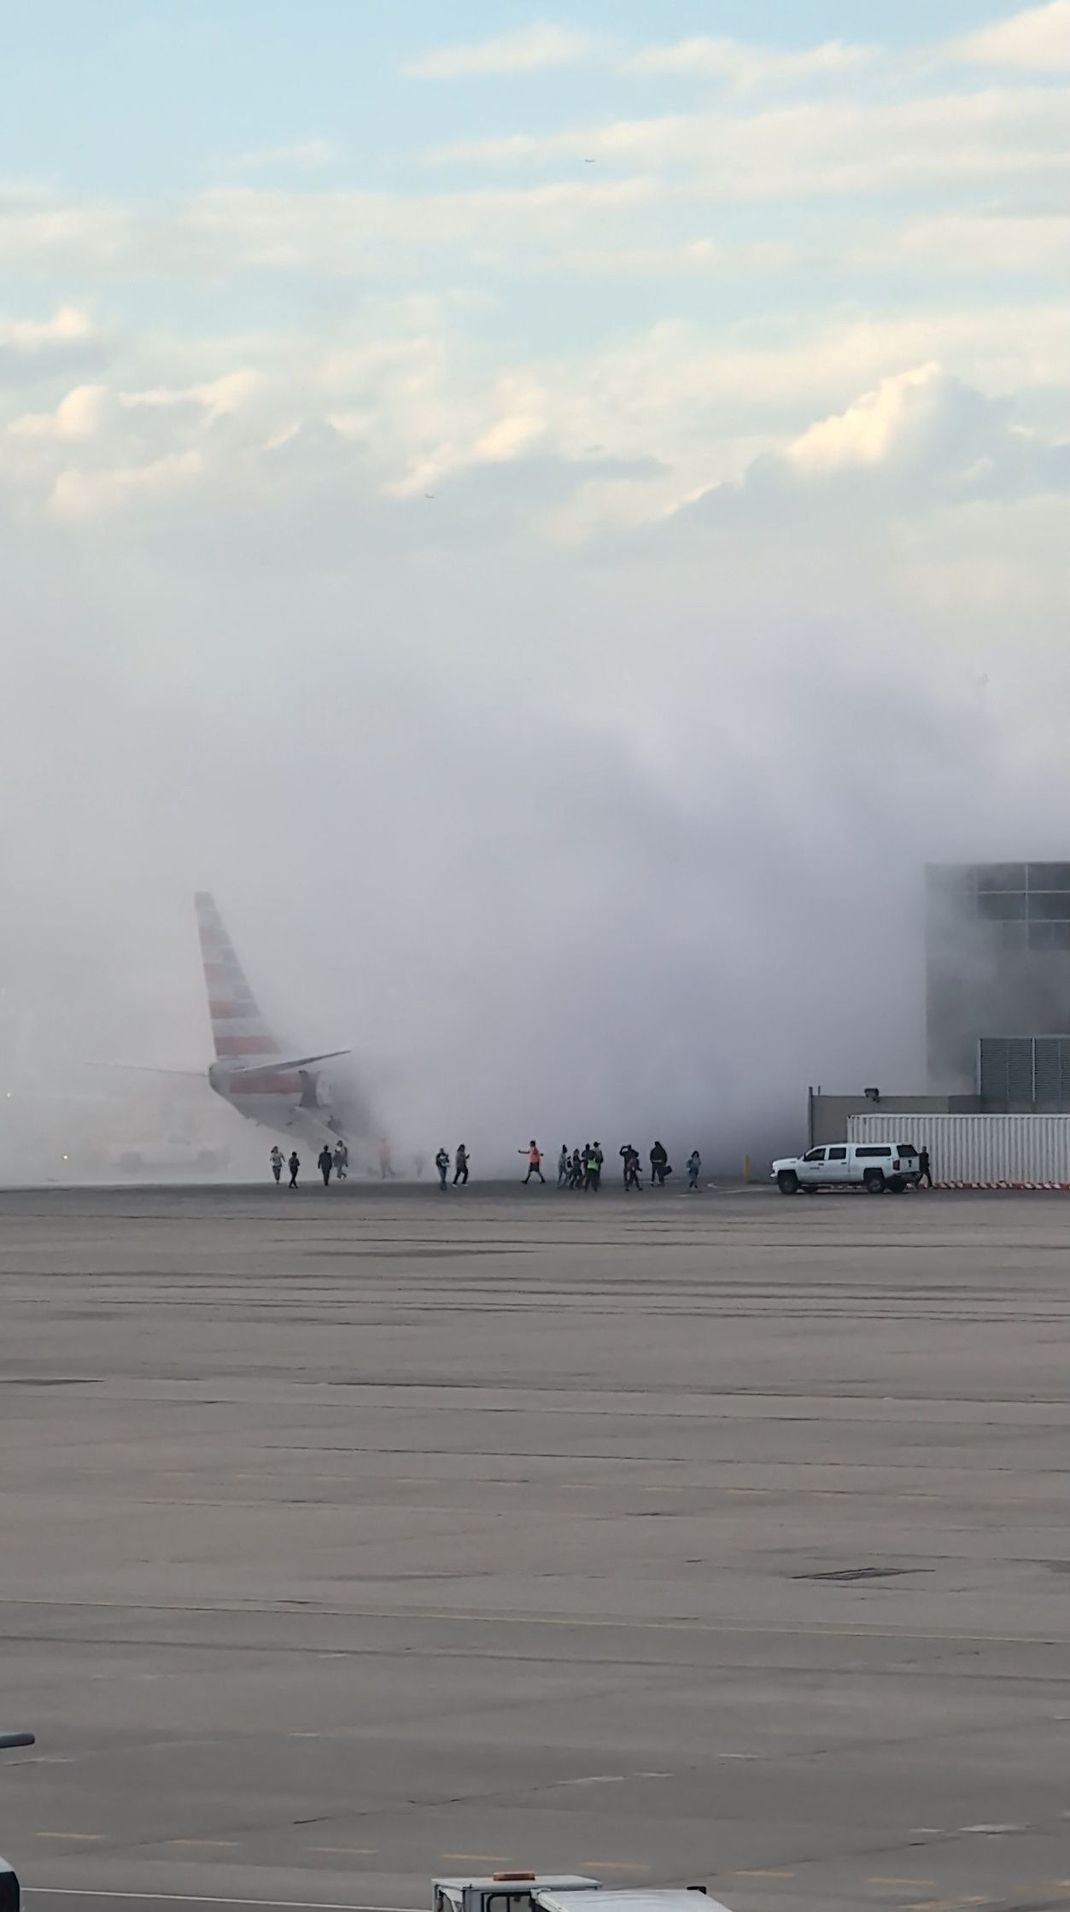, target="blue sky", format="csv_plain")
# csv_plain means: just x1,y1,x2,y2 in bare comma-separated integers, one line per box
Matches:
0,0,1053,194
